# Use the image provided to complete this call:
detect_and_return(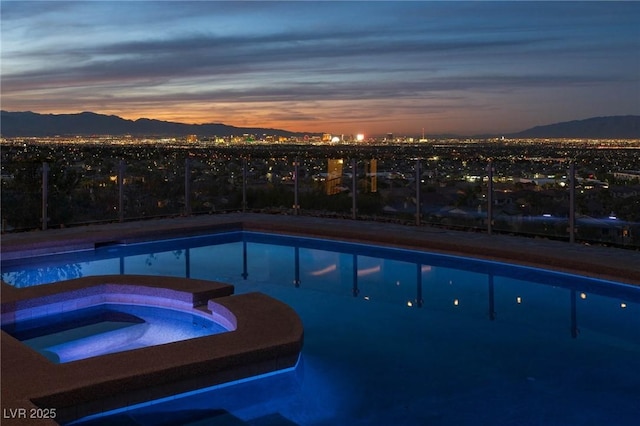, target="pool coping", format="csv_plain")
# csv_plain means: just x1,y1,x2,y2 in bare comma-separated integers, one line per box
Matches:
1,213,638,286
0,275,303,425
